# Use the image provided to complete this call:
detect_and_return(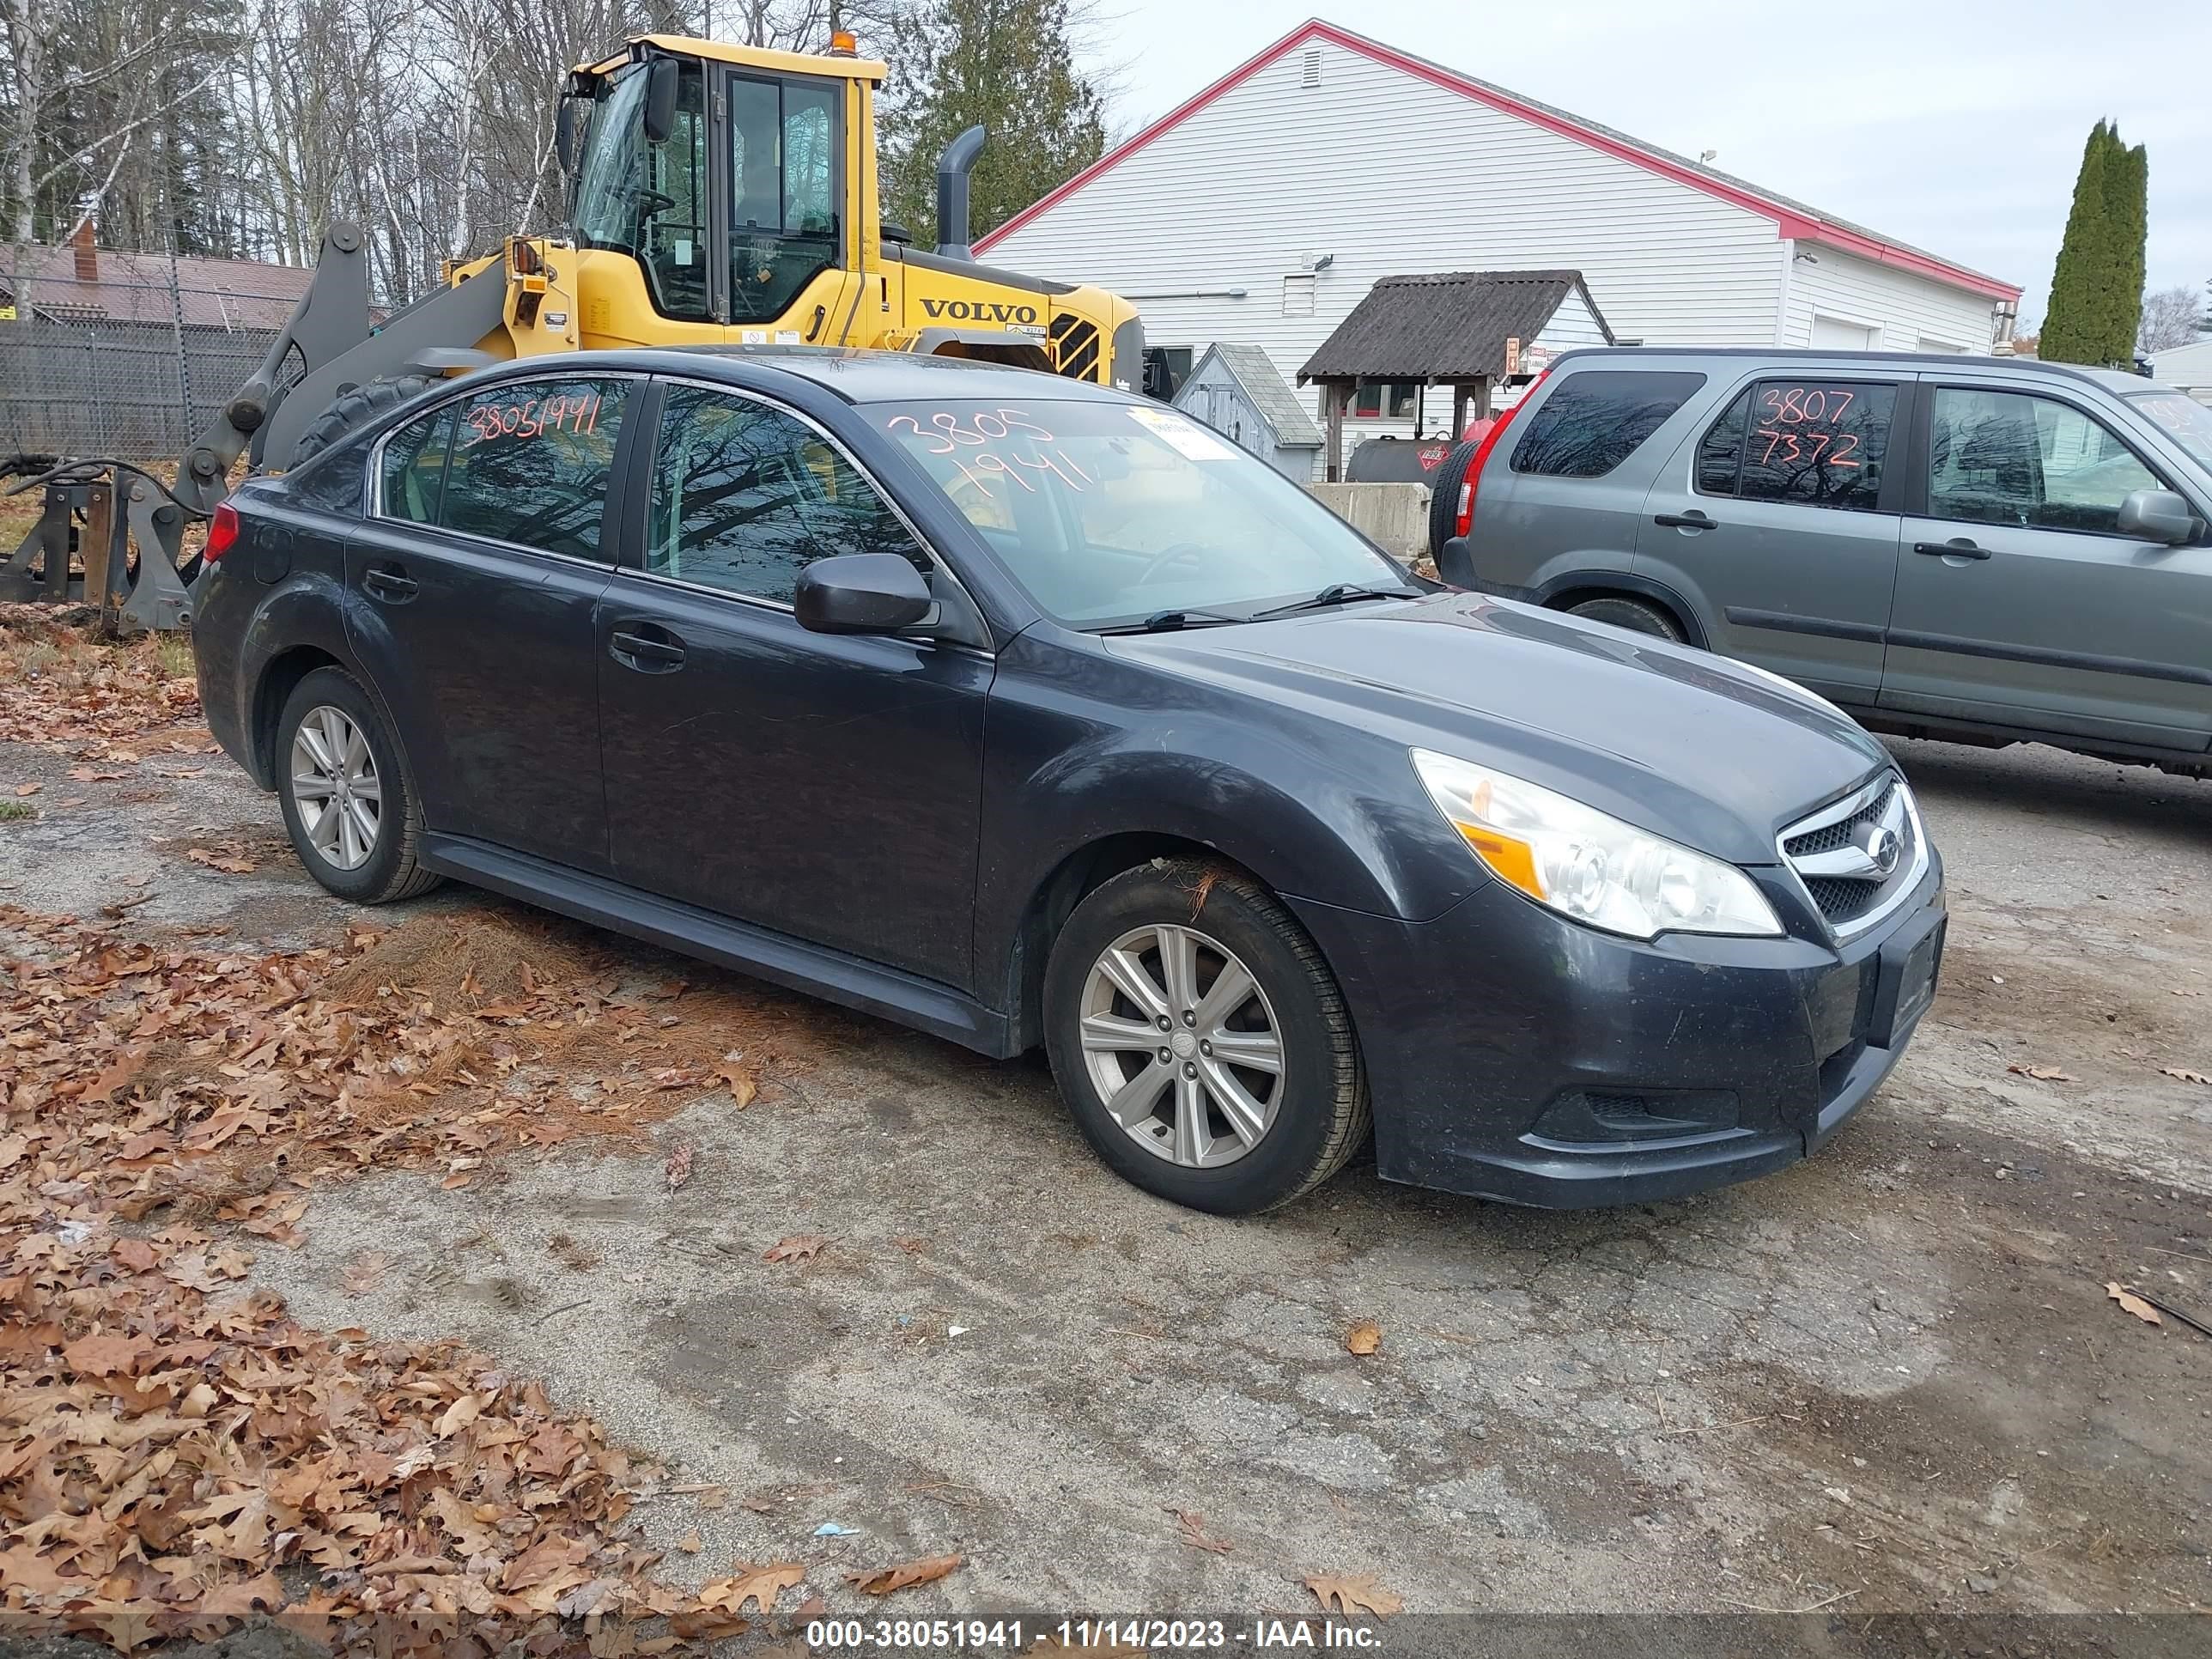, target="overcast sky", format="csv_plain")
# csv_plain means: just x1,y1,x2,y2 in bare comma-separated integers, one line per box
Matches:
1086,0,2210,328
